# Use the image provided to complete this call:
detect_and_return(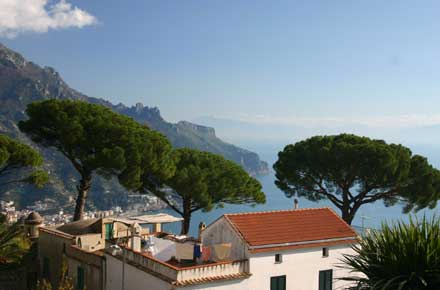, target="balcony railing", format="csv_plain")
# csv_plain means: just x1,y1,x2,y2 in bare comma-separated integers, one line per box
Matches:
108,247,250,283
